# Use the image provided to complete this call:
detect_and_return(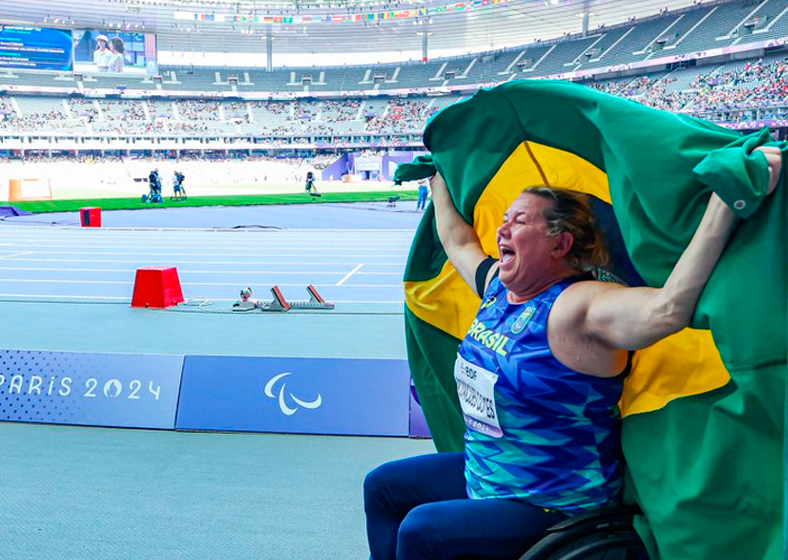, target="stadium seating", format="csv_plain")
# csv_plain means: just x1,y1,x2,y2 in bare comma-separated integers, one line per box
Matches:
2,0,788,144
